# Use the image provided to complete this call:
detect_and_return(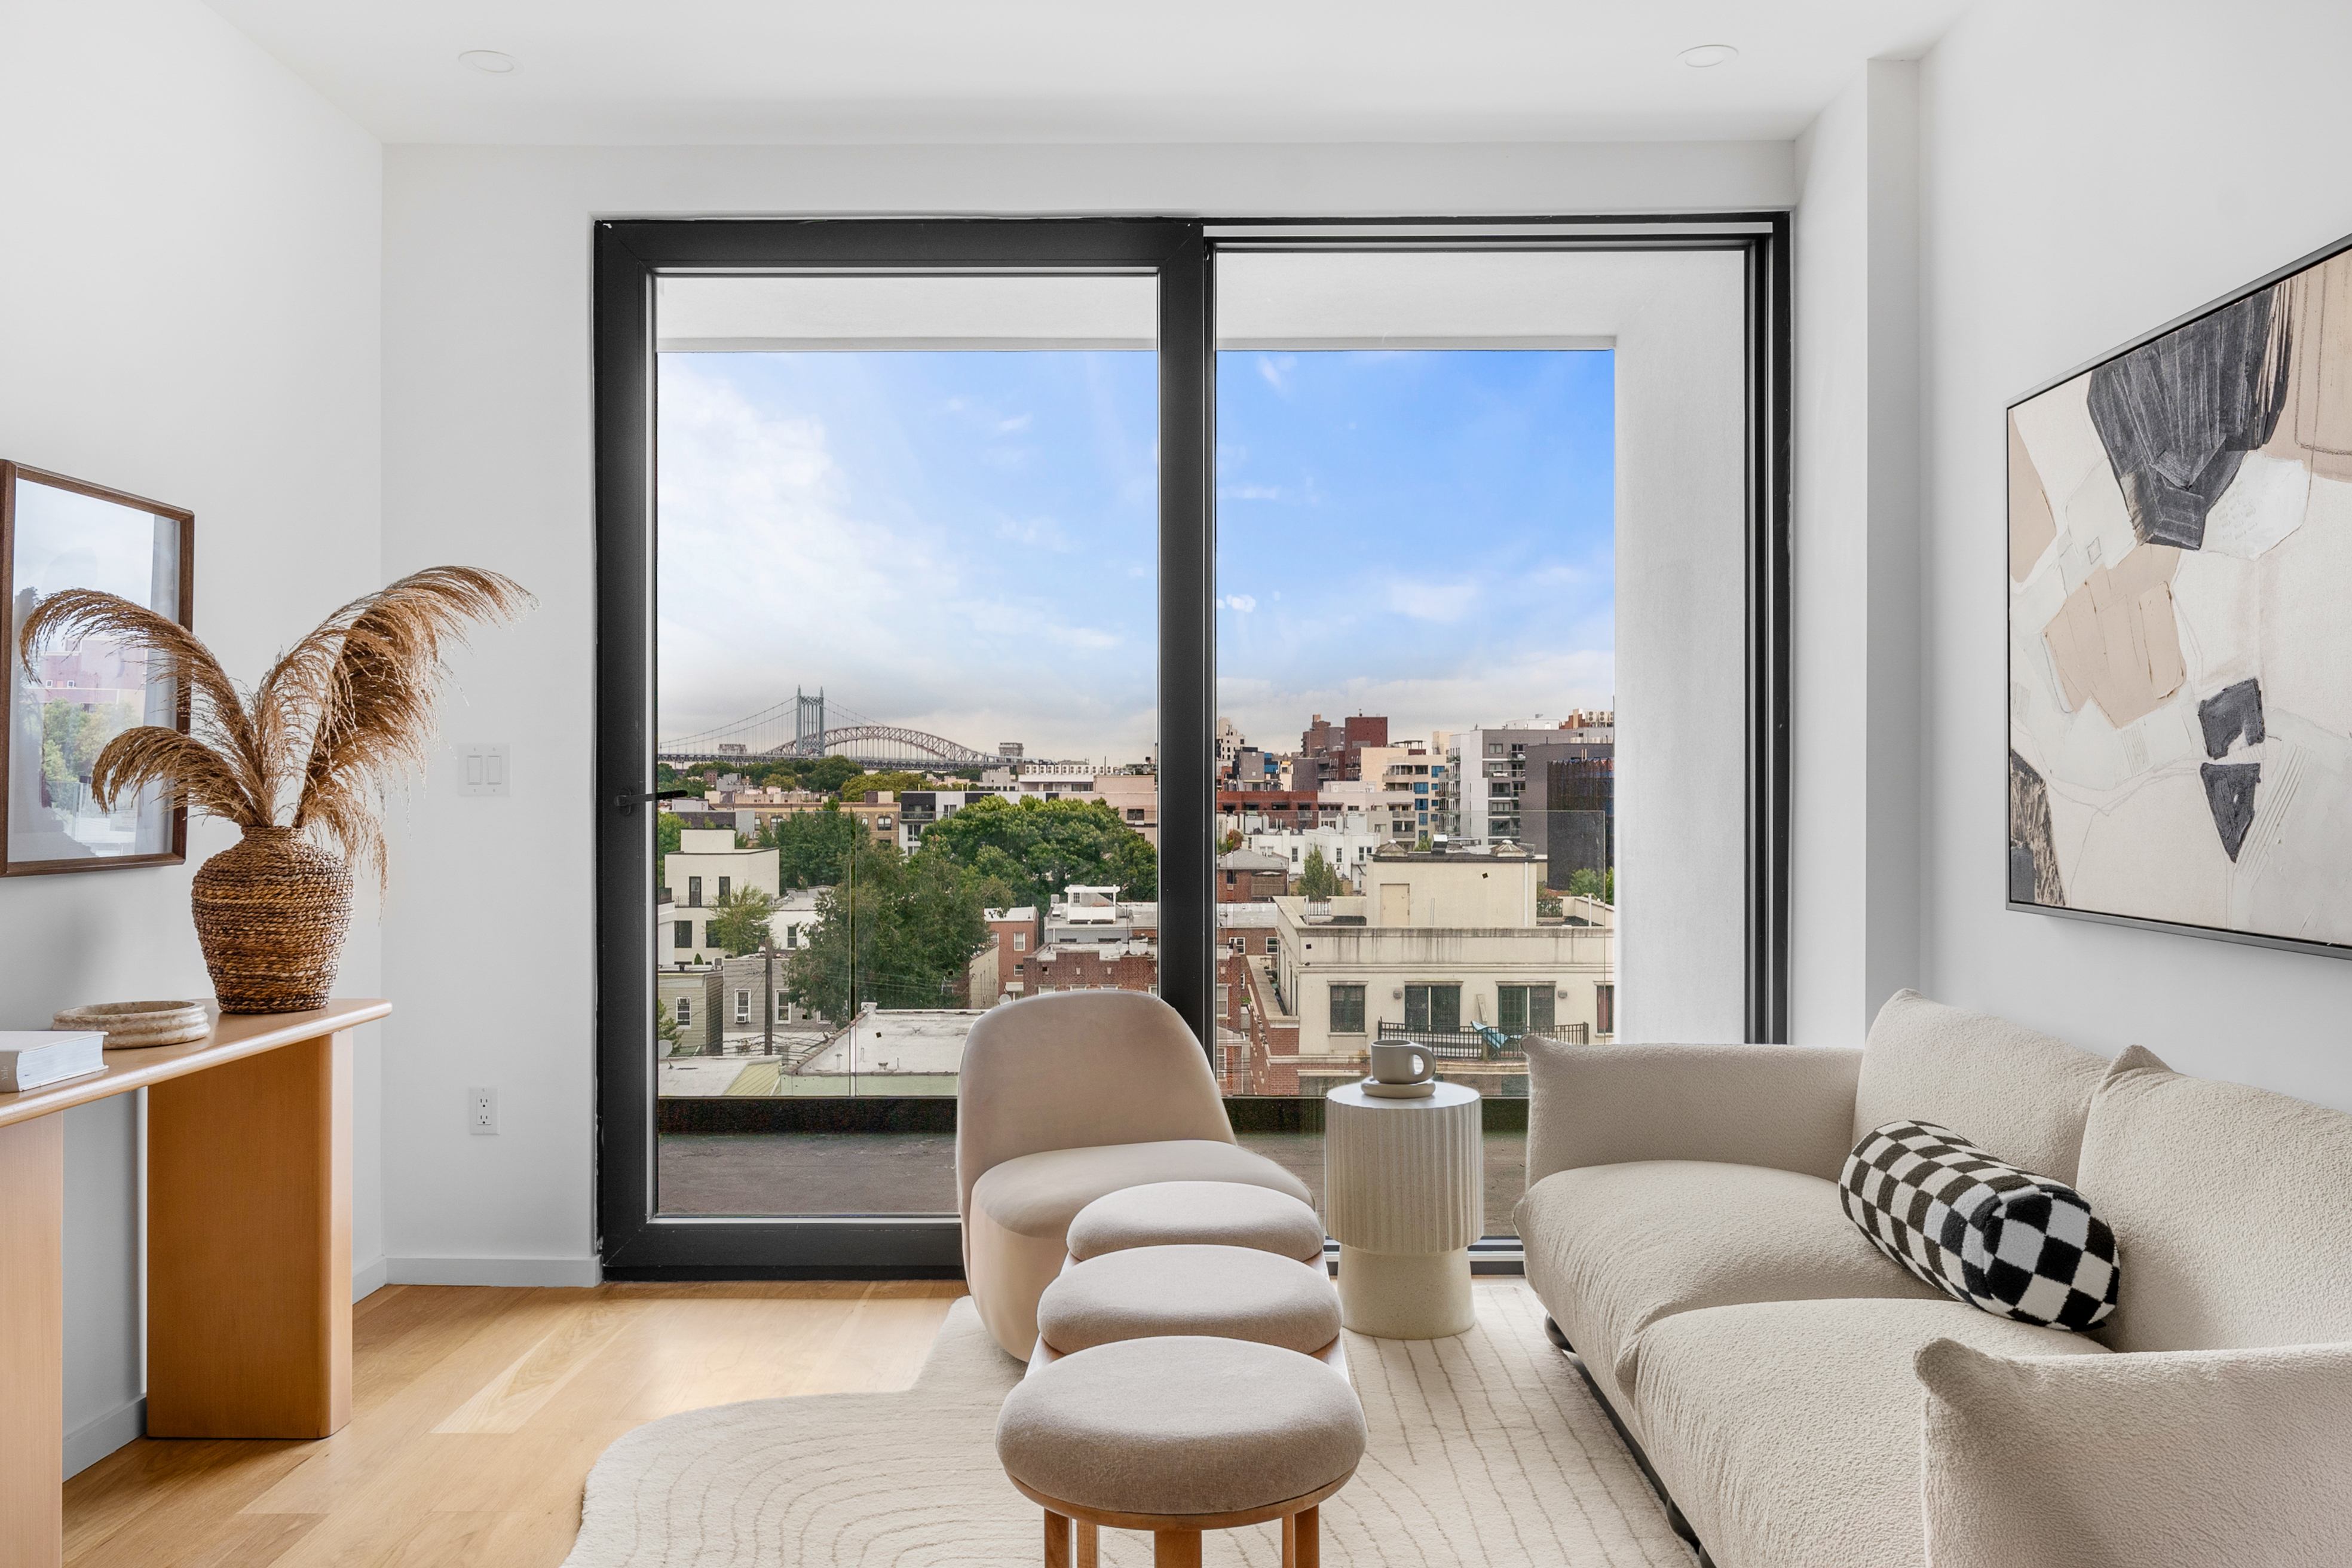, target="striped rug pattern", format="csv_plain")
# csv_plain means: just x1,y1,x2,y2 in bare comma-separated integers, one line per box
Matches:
565,1281,1690,1566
